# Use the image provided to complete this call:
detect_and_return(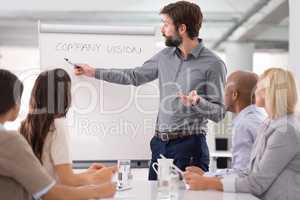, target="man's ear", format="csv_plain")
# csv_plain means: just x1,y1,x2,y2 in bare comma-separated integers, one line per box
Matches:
232,90,239,101
178,24,187,35
8,103,21,121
